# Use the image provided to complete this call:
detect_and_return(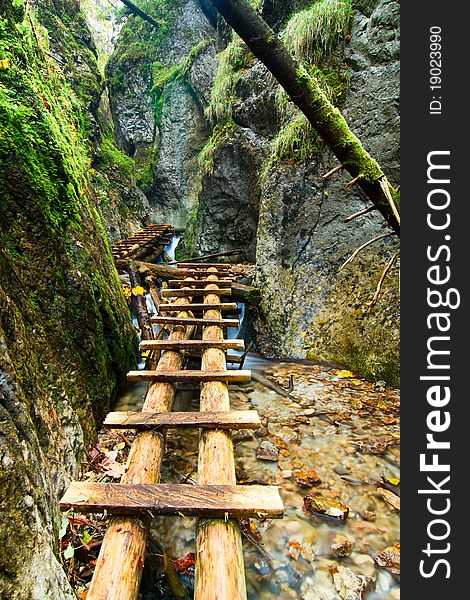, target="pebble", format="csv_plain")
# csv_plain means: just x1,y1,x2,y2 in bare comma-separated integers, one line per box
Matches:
333,566,375,600
331,538,354,557
303,494,349,520
281,470,293,479
295,470,322,488
256,440,280,461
